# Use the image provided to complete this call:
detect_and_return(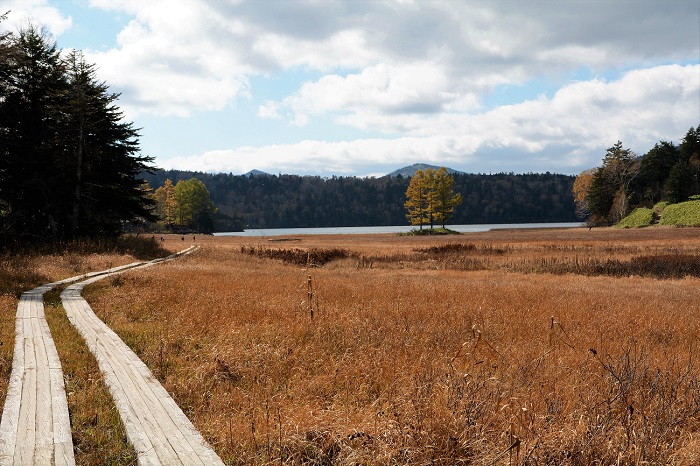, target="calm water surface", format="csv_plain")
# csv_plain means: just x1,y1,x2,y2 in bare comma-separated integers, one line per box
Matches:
215,222,584,237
